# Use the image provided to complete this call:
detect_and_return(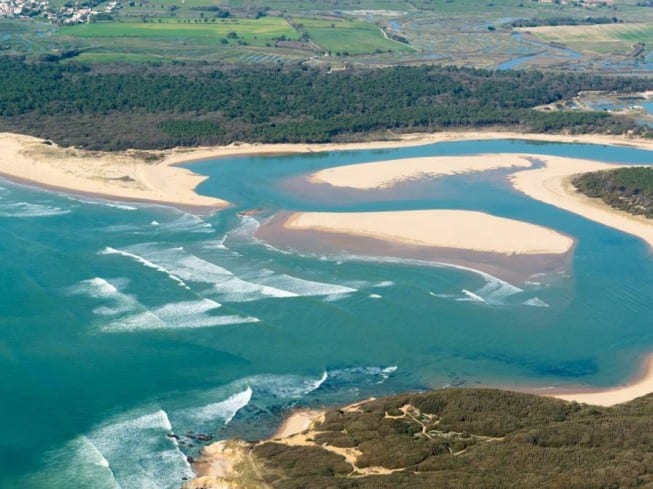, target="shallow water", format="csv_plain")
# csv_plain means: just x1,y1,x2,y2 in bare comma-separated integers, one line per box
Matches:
2,139,653,488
